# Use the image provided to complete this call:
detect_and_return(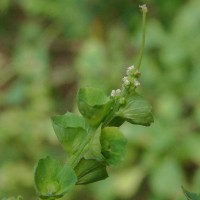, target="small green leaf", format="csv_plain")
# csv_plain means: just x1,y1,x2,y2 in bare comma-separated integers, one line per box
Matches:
182,187,200,200
115,92,153,126
74,158,108,185
35,156,77,199
51,112,90,166
77,87,113,127
100,127,127,165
